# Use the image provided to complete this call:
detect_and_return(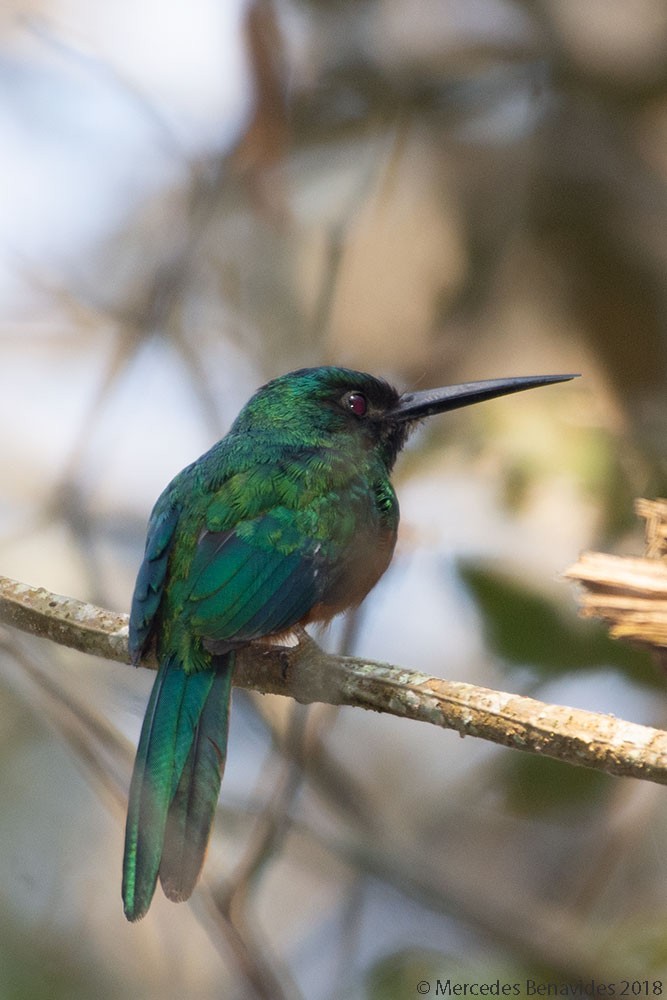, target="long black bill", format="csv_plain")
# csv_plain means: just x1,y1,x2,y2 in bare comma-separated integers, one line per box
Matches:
390,374,579,422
